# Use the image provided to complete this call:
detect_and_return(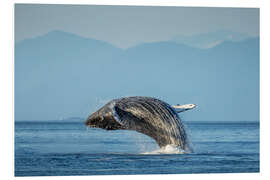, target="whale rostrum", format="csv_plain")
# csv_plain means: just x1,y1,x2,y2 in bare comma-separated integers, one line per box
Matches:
85,96,196,152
